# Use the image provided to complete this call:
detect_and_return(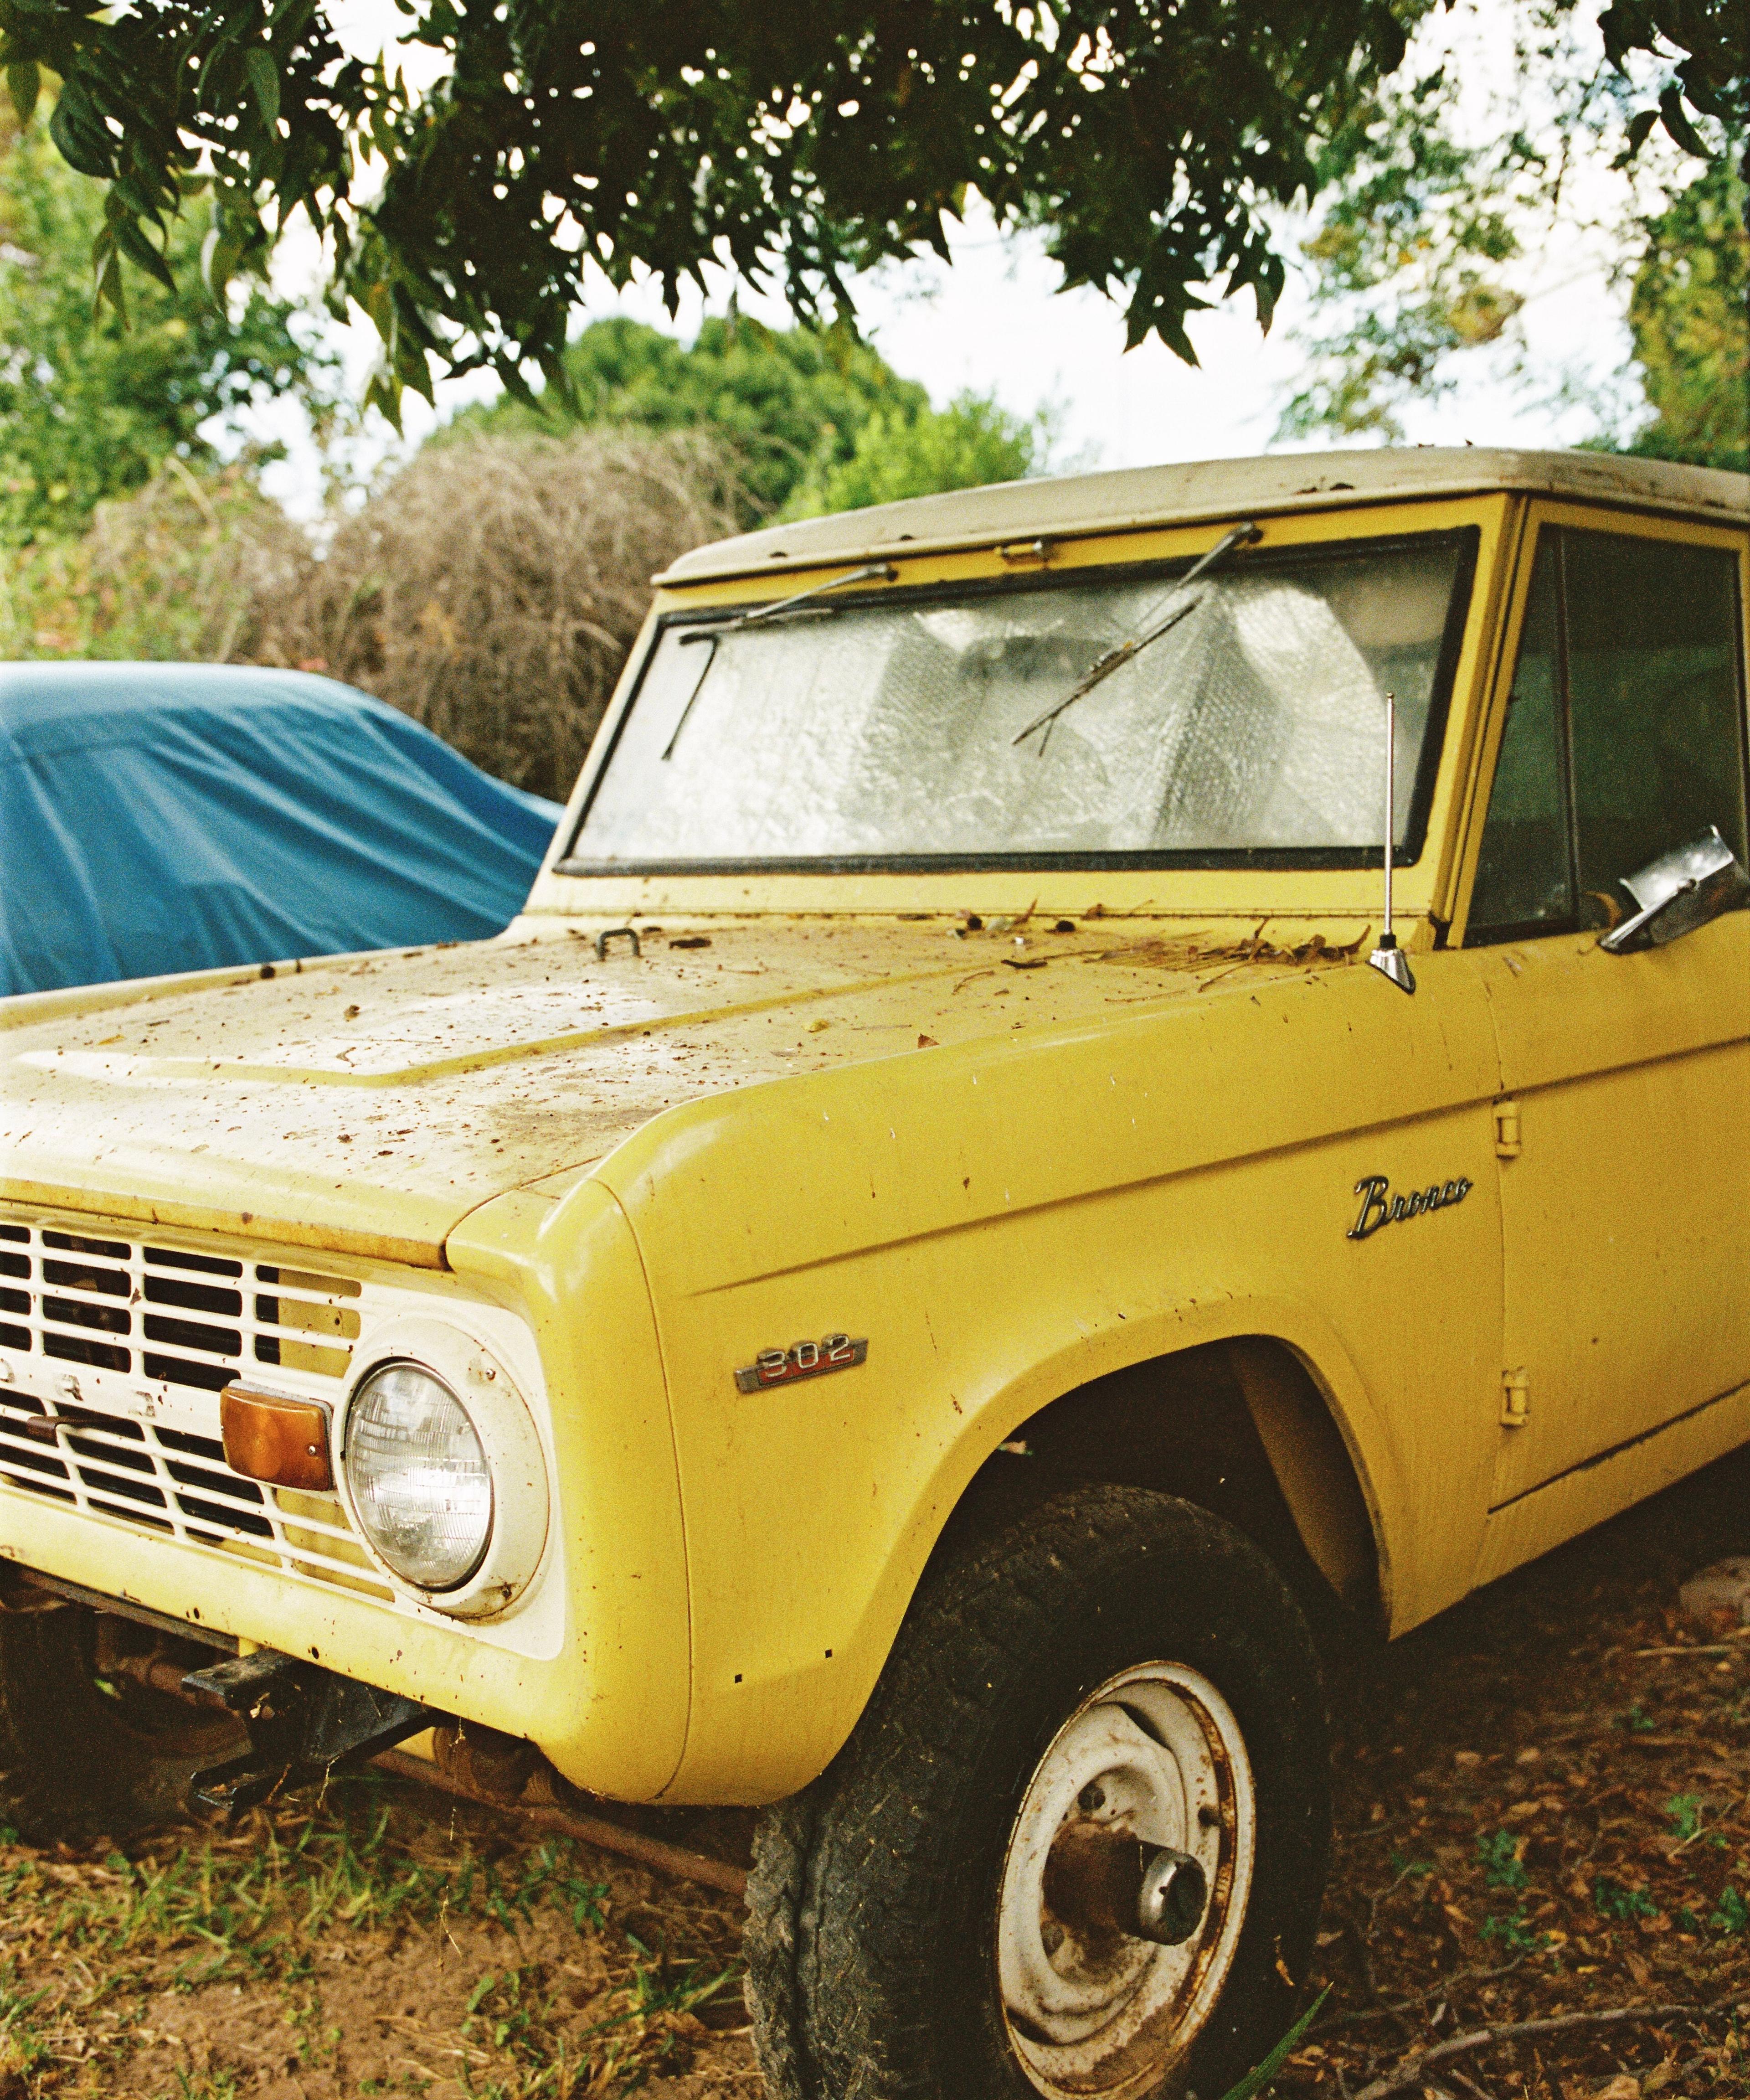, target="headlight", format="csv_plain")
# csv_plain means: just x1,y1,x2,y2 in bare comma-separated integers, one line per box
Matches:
345,1361,493,1590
